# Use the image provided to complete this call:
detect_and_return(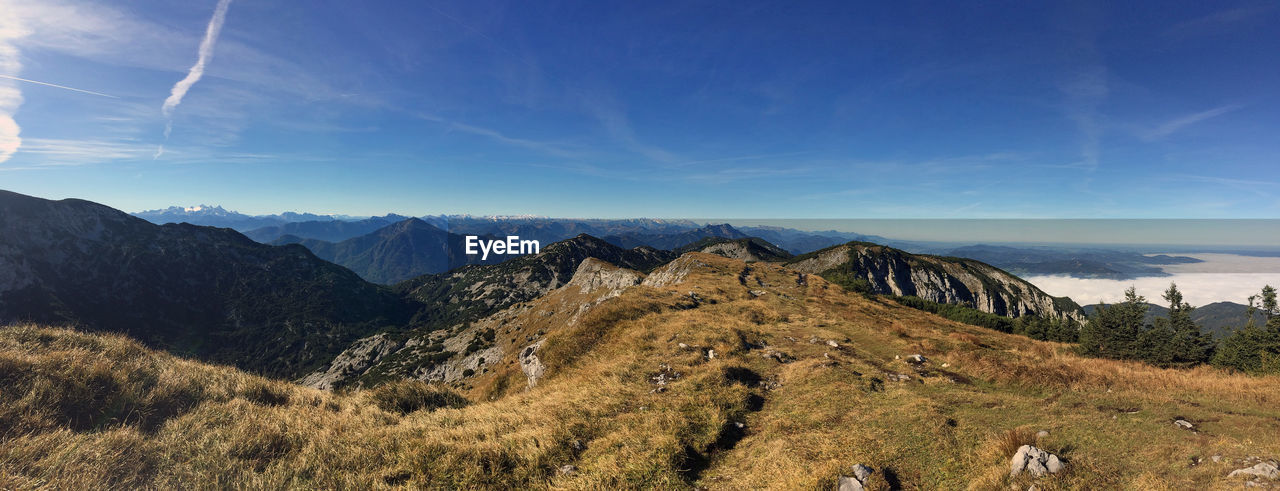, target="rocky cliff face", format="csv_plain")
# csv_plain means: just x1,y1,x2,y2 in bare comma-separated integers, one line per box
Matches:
786,242,1085,322
567,257,644,297
394,234,674,332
